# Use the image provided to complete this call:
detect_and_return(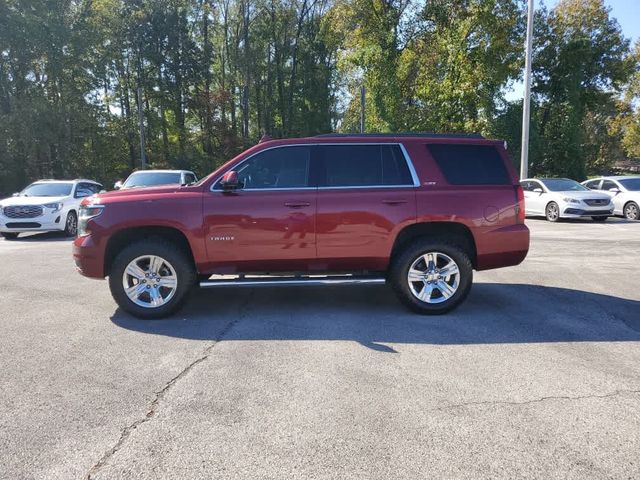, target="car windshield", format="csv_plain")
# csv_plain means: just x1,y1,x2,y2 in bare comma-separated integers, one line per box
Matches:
540,179,588,192
122,172,181,188
619,178,640,191
20,182,73,197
